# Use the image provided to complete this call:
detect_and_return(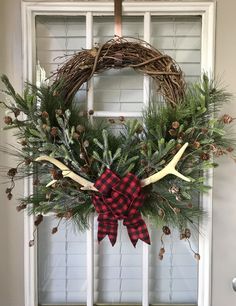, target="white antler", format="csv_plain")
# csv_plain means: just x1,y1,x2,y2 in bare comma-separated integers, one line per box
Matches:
36,142,190,190
141,142,191,187
35,156,98,191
